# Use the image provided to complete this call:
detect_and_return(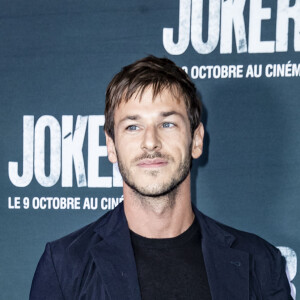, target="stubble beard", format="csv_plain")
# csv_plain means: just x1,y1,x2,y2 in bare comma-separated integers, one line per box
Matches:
116,144,192,206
